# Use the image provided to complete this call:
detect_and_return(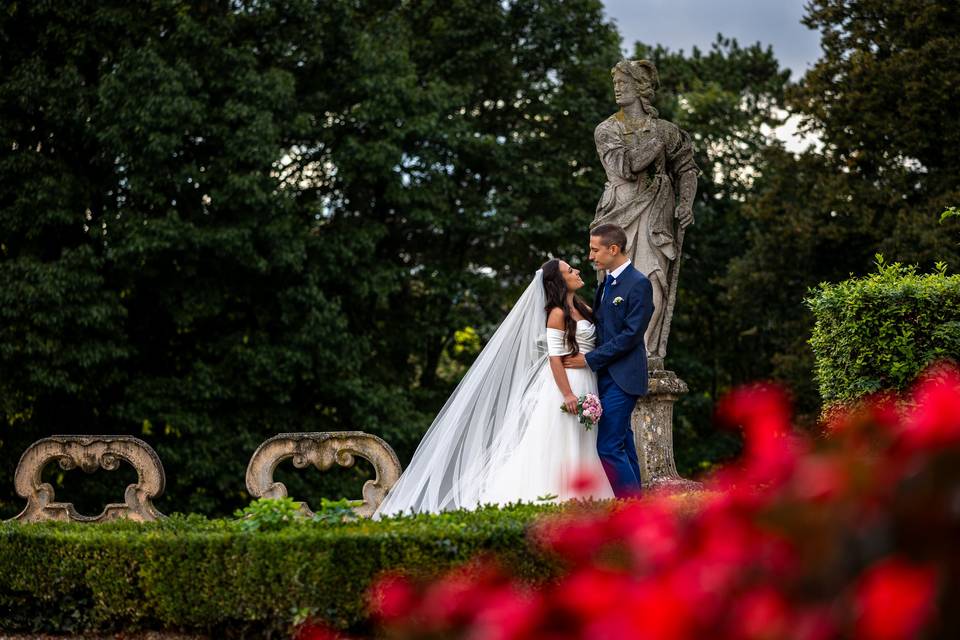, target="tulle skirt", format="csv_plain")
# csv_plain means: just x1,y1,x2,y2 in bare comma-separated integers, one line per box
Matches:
479,363,615,504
